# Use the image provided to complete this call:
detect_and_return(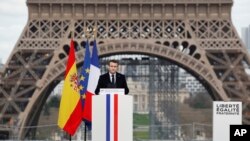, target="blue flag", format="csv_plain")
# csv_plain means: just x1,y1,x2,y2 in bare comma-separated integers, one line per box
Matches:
79,41,91,115
82,40,101,131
